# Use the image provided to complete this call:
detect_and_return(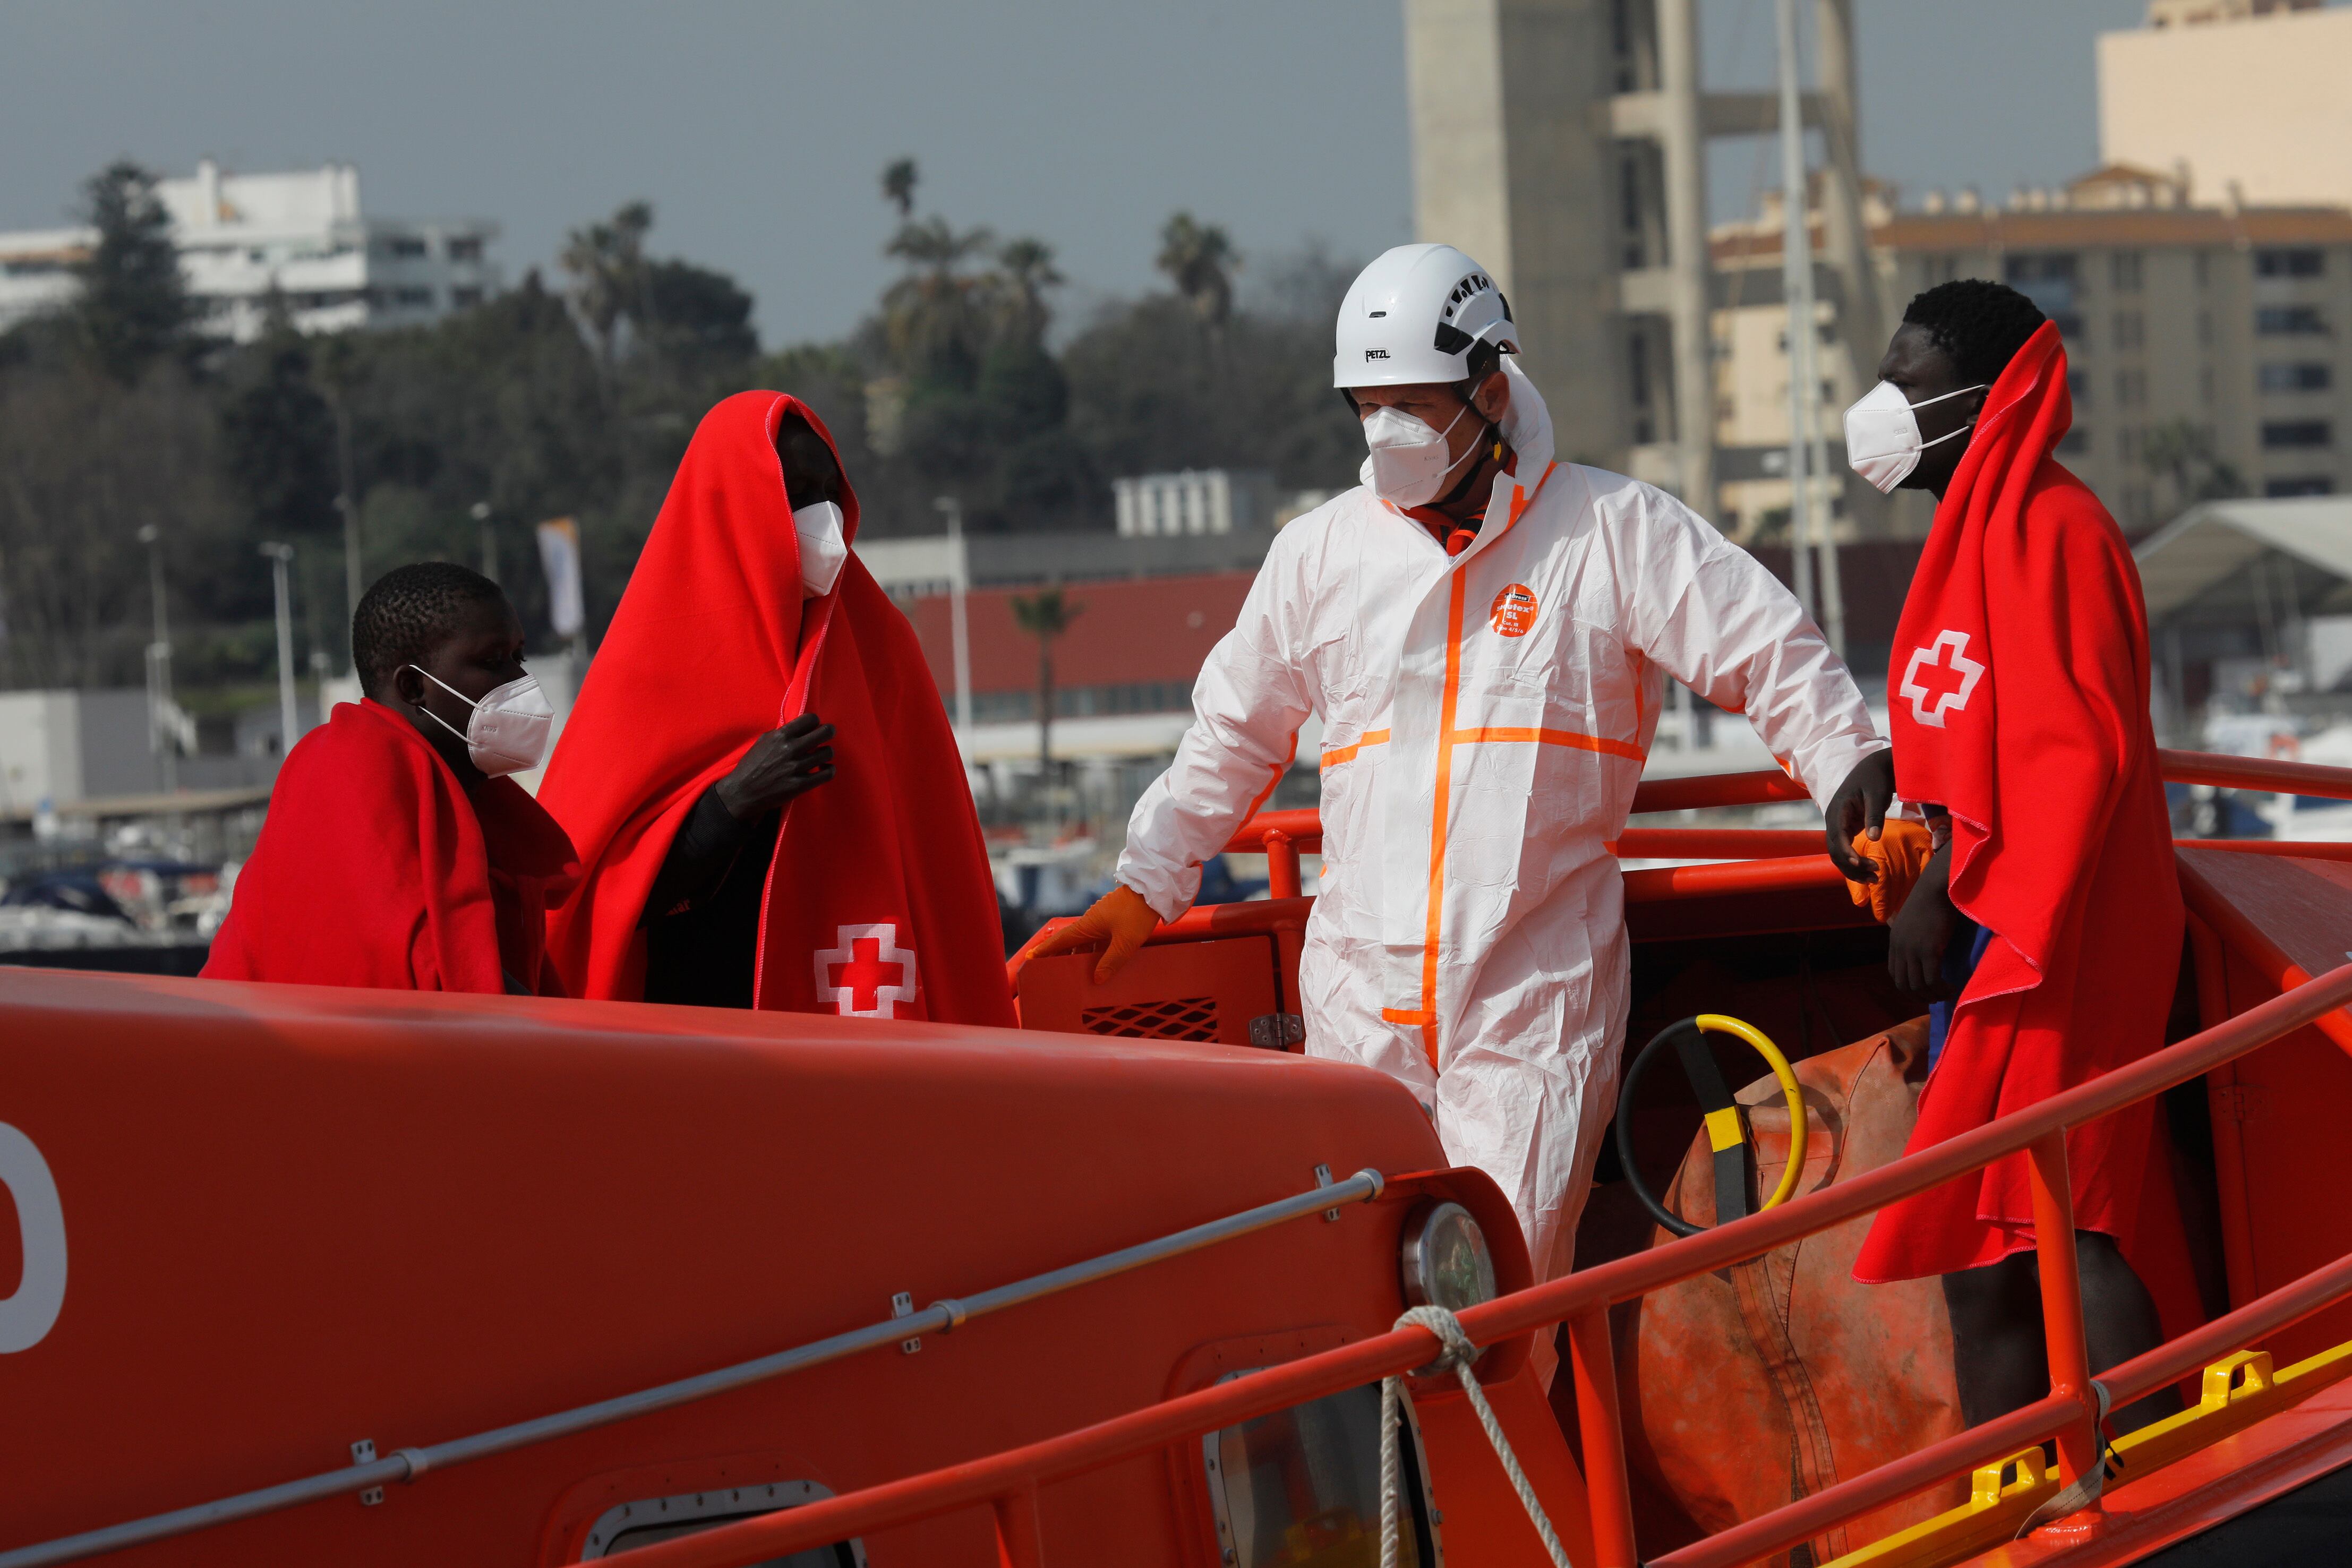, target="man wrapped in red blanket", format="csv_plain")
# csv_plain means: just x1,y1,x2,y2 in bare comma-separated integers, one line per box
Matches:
1840,282,2195,1433
539,392,1012,1027
204,563,577,995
